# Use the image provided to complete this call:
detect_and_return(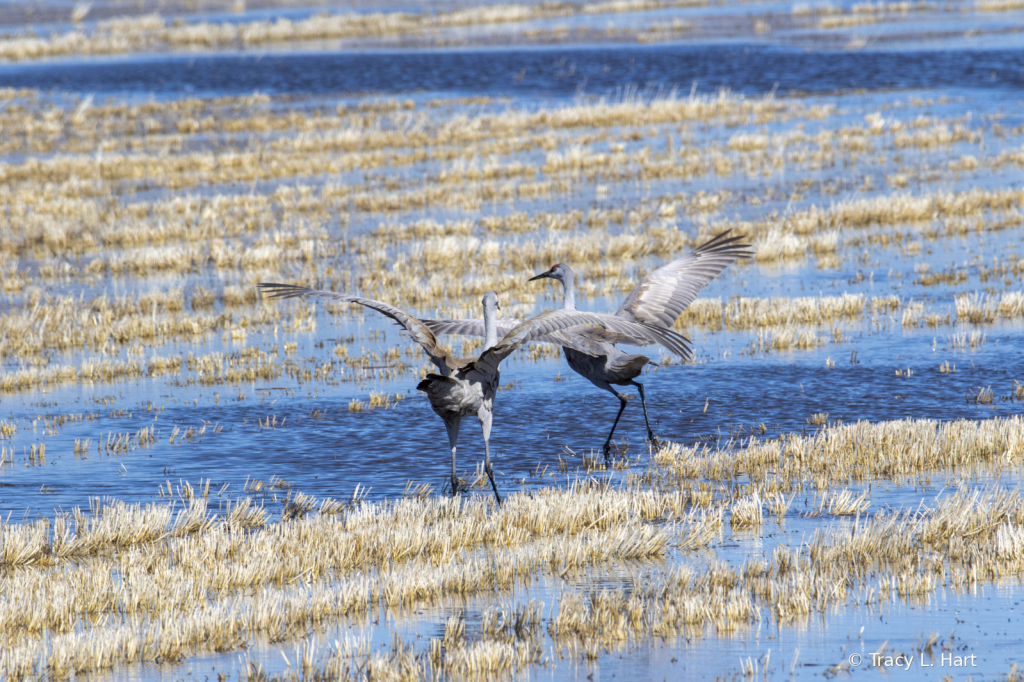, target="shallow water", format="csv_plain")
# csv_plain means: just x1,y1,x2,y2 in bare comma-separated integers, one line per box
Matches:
4,43,1024,99
109,579,1024,681
2,4,1024,679
3,304,1023,519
